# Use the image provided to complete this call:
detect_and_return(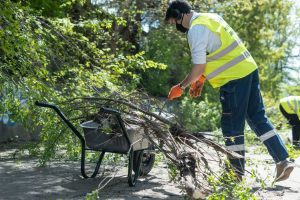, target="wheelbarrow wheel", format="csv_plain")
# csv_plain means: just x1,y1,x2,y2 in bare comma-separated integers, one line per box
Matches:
128,149,142,186
133,147,155,176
